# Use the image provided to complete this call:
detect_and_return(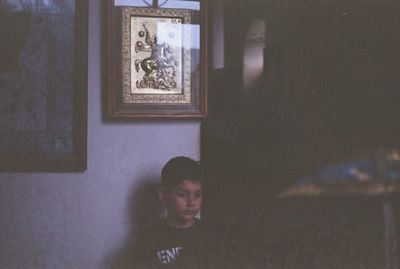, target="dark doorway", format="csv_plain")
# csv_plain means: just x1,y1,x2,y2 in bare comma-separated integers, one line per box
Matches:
202,0,400,268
